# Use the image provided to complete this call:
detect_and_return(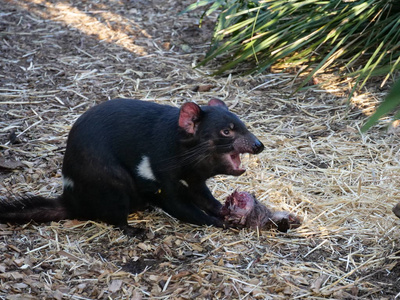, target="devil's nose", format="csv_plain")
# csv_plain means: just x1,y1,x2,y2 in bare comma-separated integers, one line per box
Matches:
252,139,264,154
